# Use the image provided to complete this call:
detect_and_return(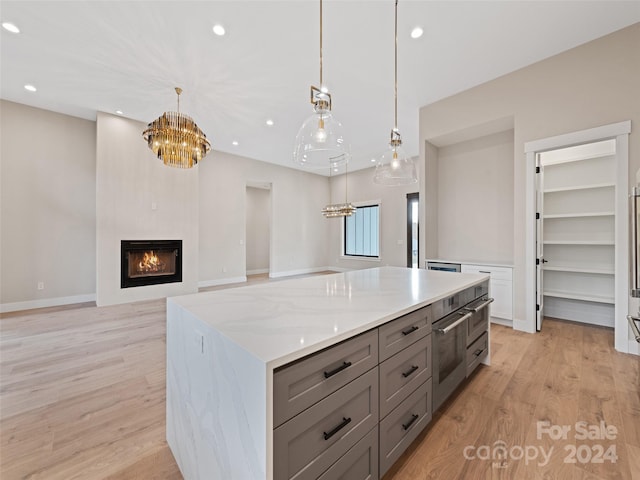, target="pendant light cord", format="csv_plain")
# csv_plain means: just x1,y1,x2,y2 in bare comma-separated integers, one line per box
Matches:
394,0,398,130
320,0,323,87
